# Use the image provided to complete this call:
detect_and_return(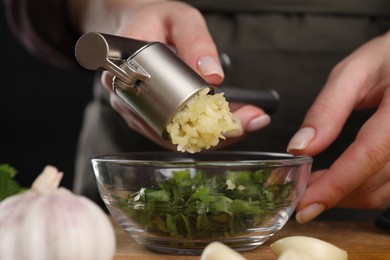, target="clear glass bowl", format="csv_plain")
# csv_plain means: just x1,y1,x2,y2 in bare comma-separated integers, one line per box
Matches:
91,151,312,255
